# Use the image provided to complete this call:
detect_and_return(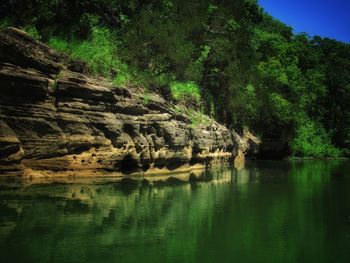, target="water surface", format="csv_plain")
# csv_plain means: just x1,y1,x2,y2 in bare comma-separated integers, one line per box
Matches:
0,160,350,263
